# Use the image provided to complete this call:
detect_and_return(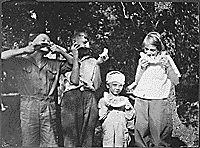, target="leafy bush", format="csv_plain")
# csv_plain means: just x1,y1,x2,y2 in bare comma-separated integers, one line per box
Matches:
1,1,199,147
